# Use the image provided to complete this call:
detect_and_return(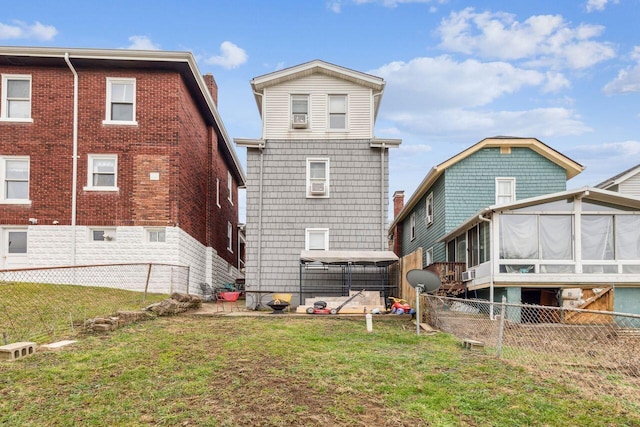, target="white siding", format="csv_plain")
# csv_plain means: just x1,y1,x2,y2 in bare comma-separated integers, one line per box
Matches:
262,74,373,140
619,171,640,197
